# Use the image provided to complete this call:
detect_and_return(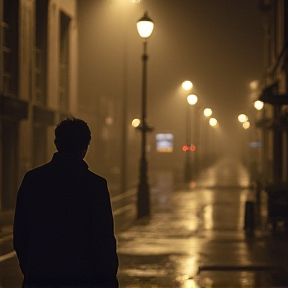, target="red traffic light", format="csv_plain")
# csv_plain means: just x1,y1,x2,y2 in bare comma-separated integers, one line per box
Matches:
182,144,196,152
